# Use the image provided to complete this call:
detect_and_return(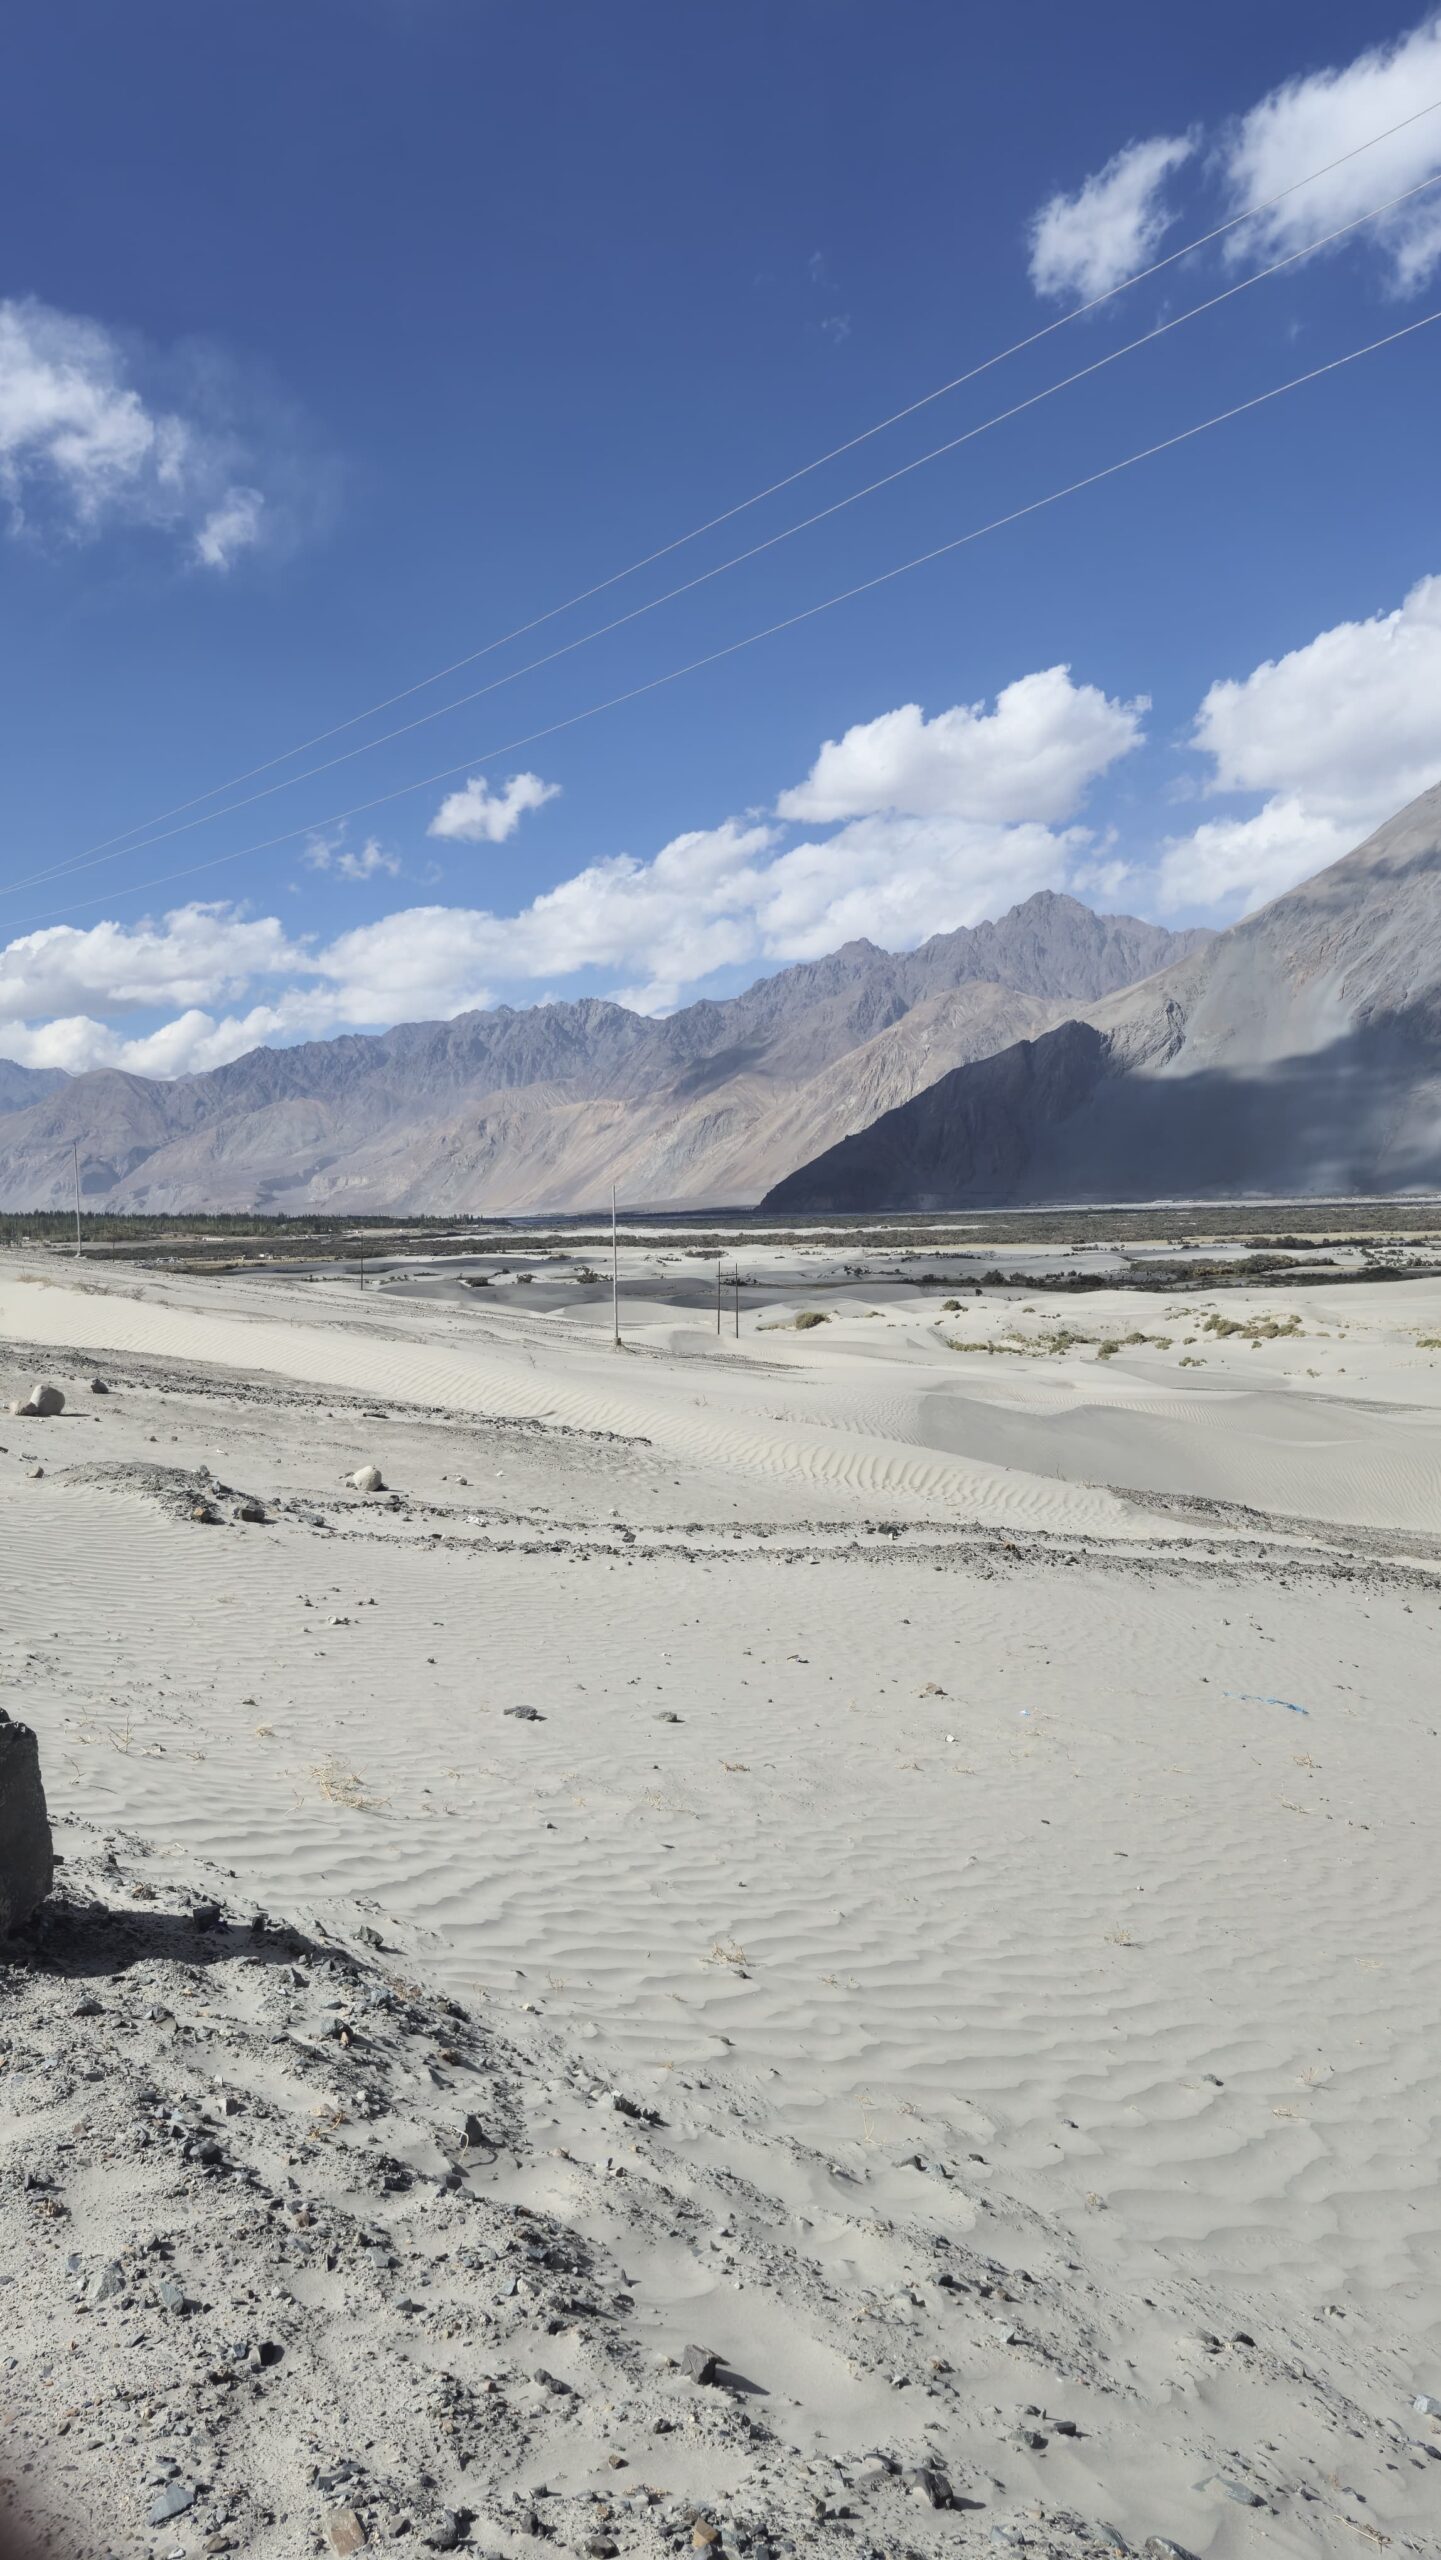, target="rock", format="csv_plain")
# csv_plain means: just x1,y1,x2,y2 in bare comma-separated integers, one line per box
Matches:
26,1465,43,1479
460,2113,488,2149
1414,2392,1441,2417
148,2482,195,2523
505,1705,543,1721
89,2259,127,2304
90,1377,109,1394
0,1713,53,1933
680,2344,719,2384
326,2515,369,2556
235,1500,268,1523
908,2466,953,2508
424,2516,462,2552
156,2277,187,2312
1144,2544,1200,2560
191,1902,222,1931
21,1383,64,1417
691,2529,721,2551
350,1465,385,1494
